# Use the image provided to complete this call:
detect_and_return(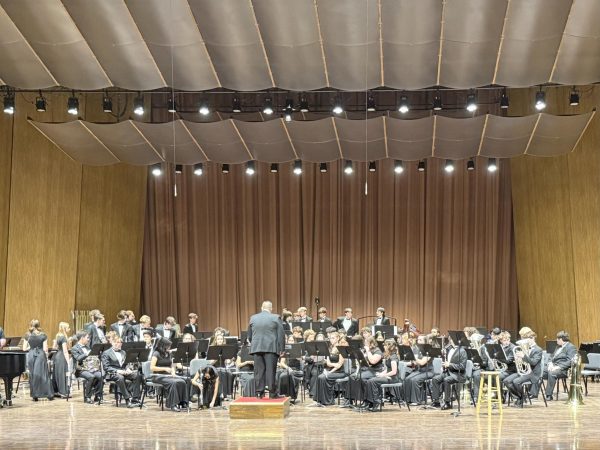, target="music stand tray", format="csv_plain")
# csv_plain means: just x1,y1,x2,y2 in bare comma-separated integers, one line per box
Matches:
310,321,333,334
373,325,396,339
291,321,311,331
